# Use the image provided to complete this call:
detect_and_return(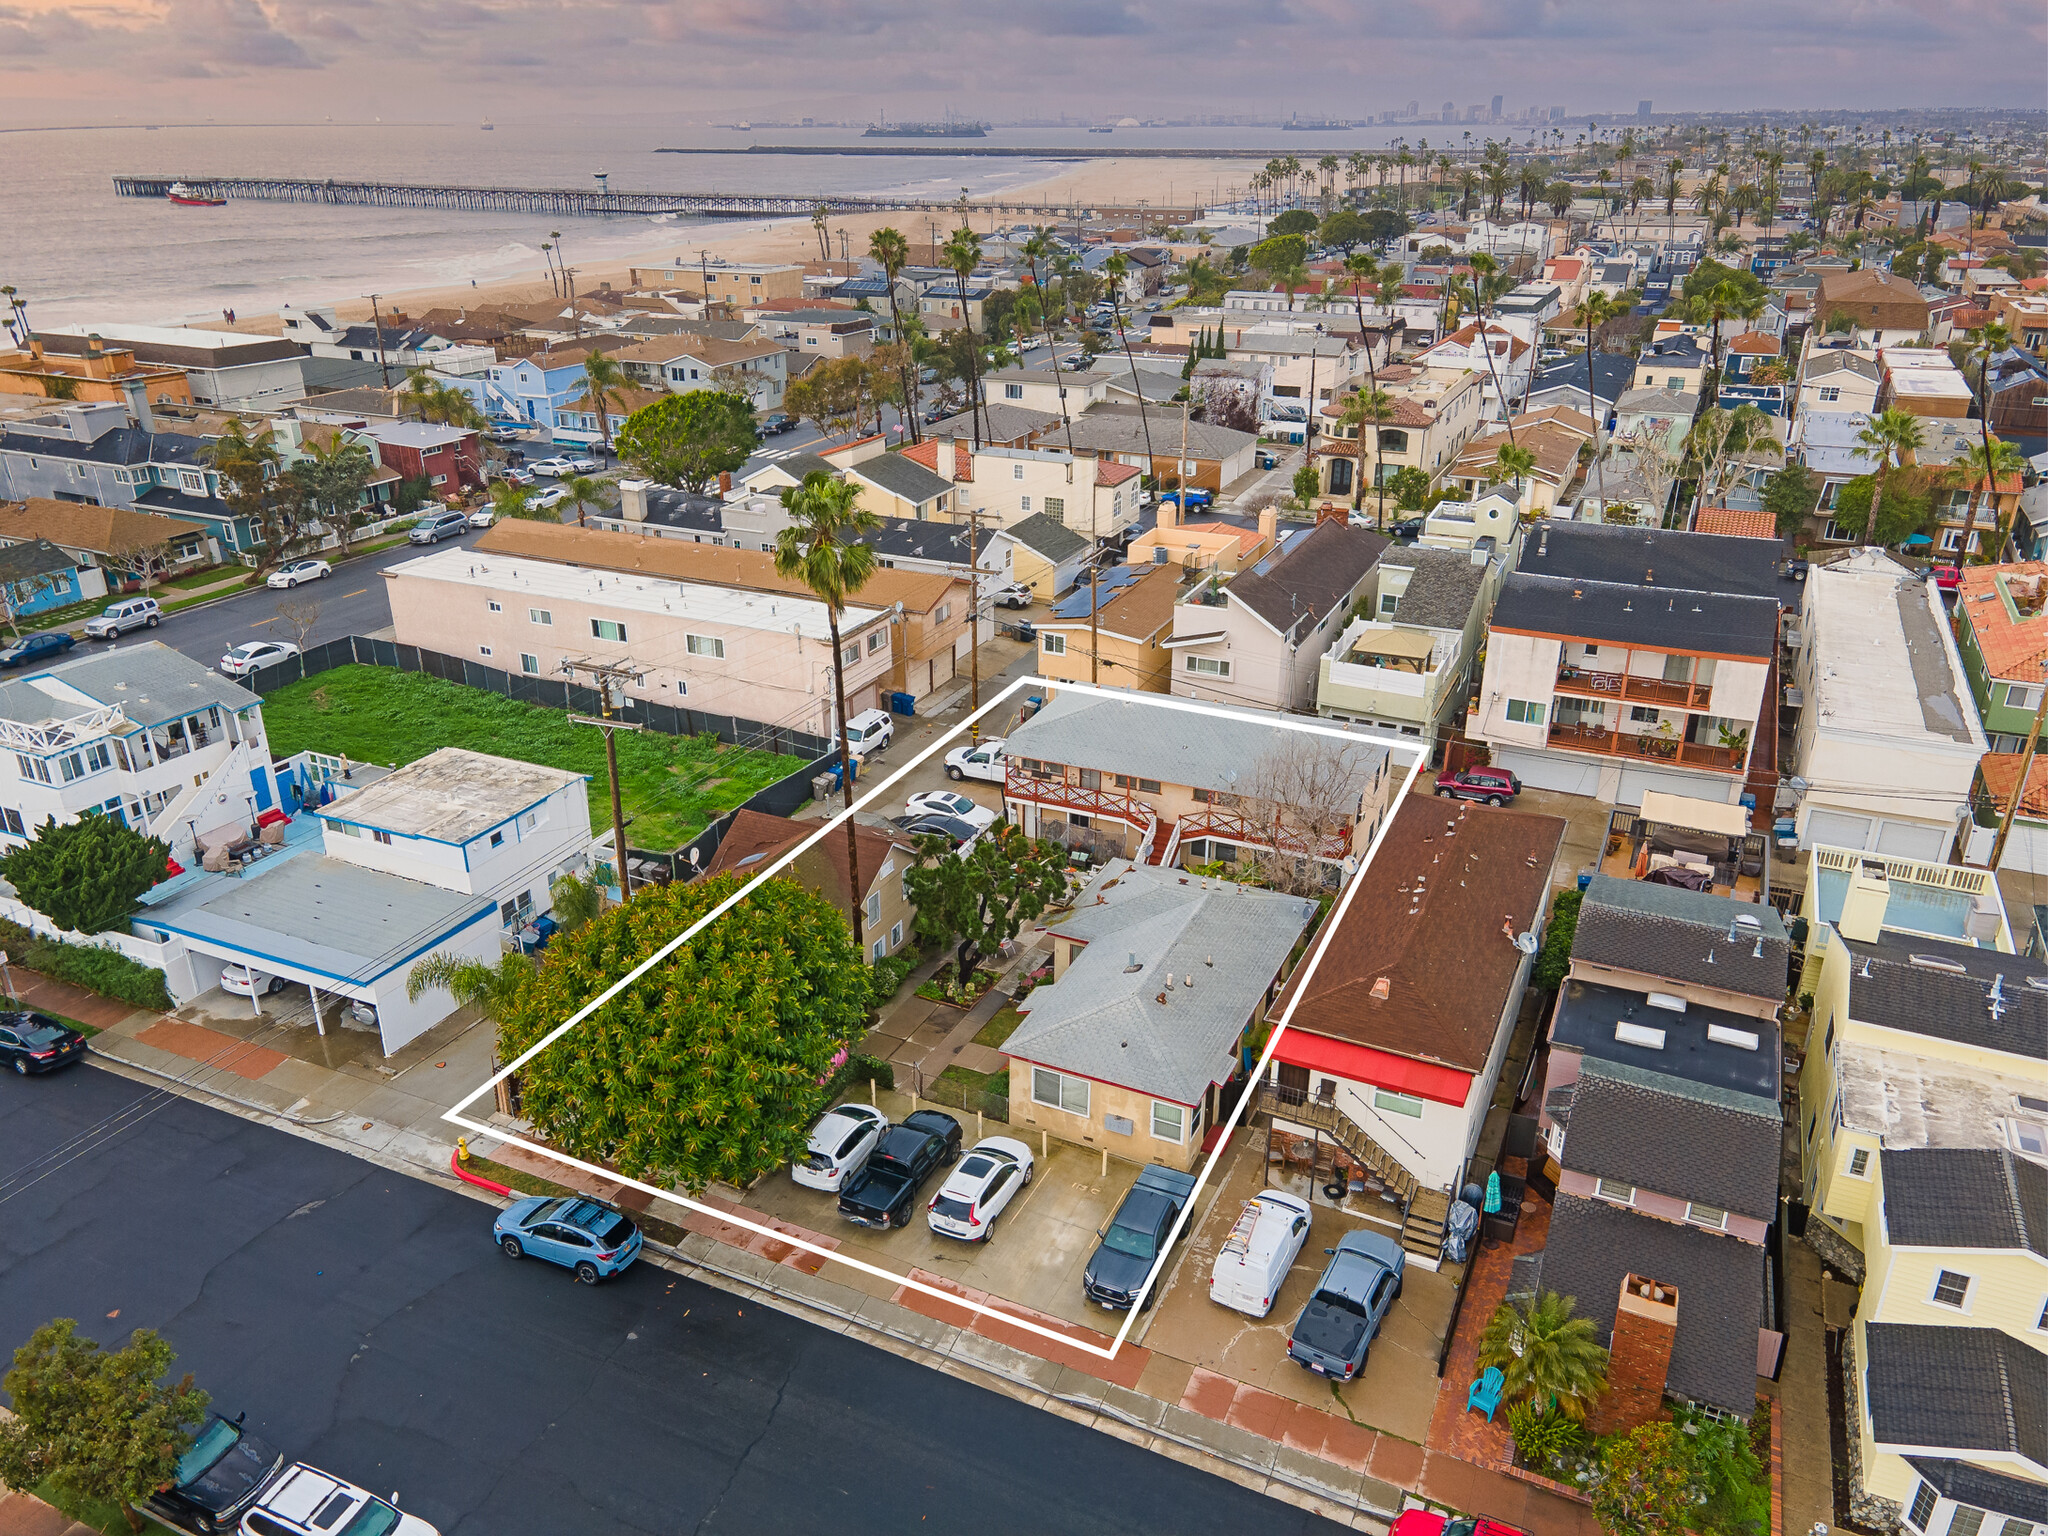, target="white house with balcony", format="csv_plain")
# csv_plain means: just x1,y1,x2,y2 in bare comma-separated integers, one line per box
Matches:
0,642,280,871
1315,543,1497,740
